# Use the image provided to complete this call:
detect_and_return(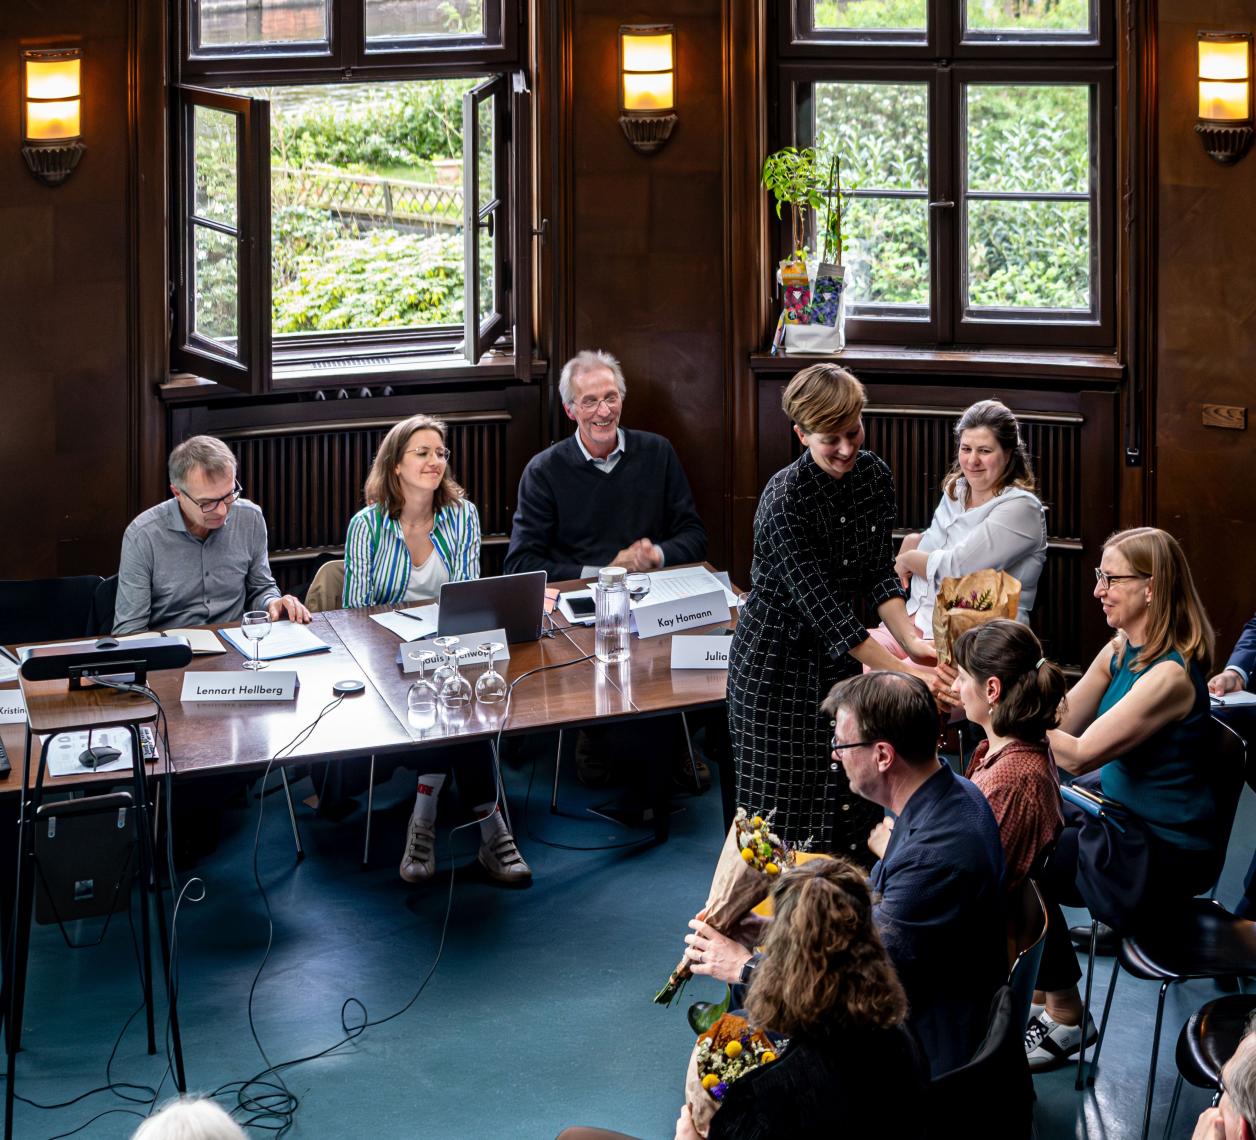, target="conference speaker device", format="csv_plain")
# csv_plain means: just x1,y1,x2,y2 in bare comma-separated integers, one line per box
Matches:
18,635,193,689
